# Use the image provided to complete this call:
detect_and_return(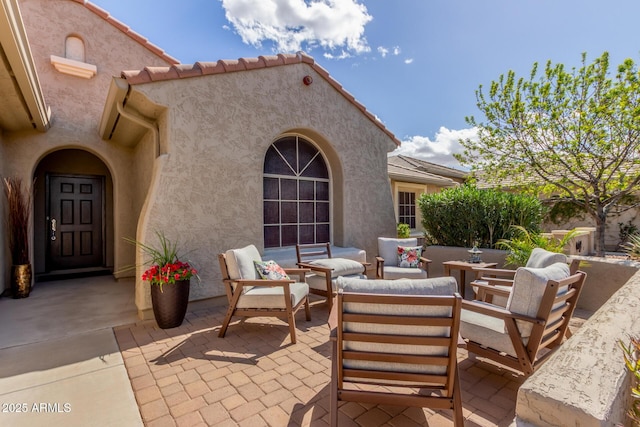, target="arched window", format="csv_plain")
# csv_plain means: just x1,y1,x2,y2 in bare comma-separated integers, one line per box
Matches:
65,36,85,62
263,136,330,248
